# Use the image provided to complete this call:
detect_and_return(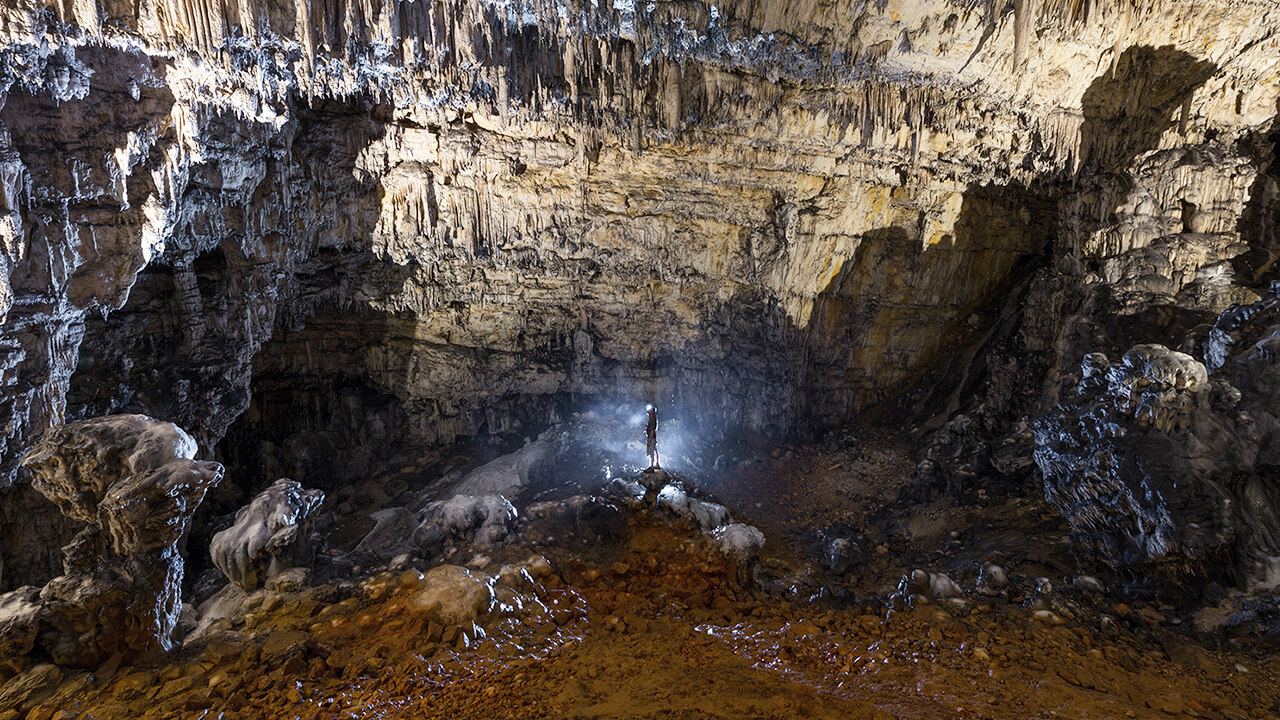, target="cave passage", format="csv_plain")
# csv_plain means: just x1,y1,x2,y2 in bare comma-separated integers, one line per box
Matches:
1,1,1280,718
